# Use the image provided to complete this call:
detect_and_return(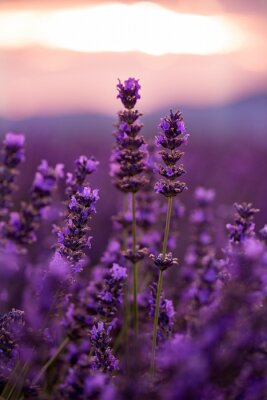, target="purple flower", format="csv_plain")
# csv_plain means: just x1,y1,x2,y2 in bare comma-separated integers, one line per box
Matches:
195,187,215,206
155,110,189,198
111,78,148,193
66,155,99,196
54,186,99,271
148,284,175,343
100,238,125,267
180,187,219,318
154,180,187,197
90,322,119,372
111,263,127,280
58,353,117,399
0,132,25,215
117,77,141,109
3,160,63,248
150,252,178,271
0,309,24,376
4,132,25,148
123,246,148,264
97,263,127,319
158,110,187,138
259,224,267,243
227,202,259,244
